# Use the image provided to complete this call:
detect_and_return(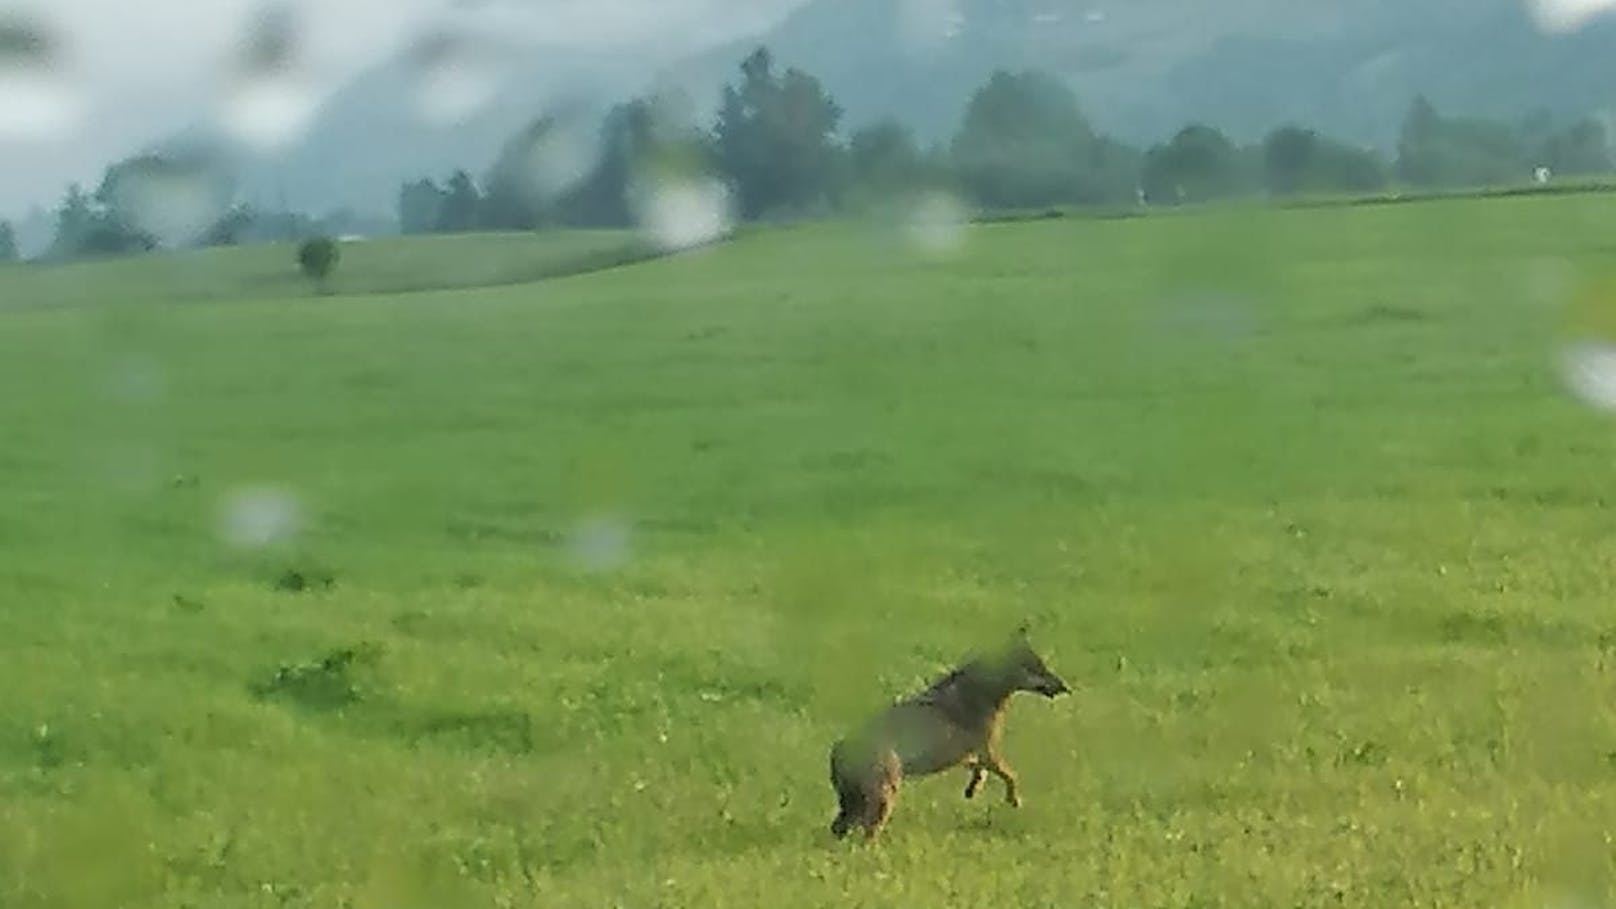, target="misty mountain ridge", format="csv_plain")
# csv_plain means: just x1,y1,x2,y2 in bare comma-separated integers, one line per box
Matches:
193,0,1616,219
